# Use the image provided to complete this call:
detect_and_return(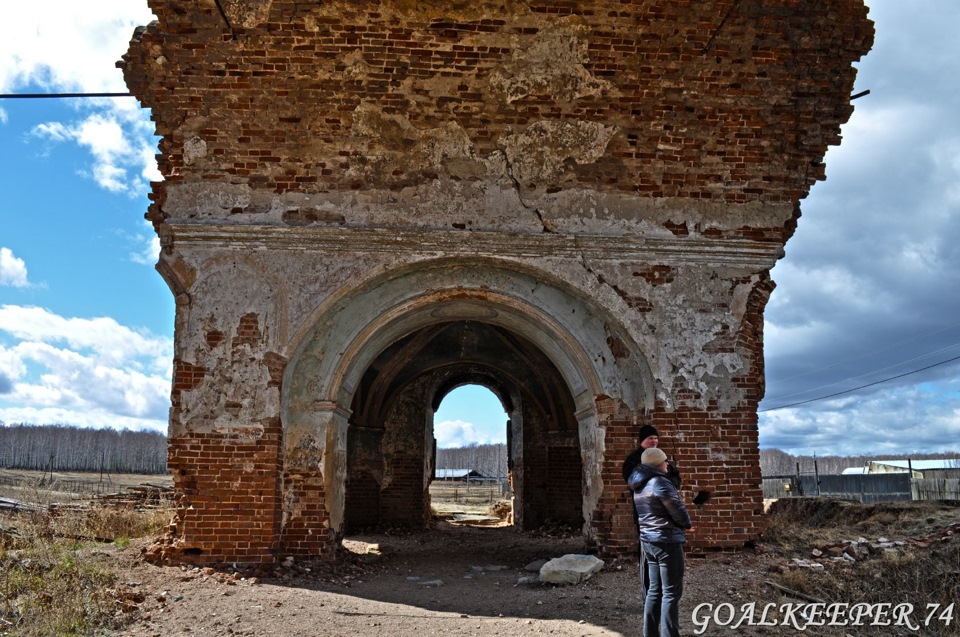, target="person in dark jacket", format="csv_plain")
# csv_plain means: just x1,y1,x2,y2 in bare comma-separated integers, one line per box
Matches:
628,447,692,637
622,424,681,597
621,425,681,487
